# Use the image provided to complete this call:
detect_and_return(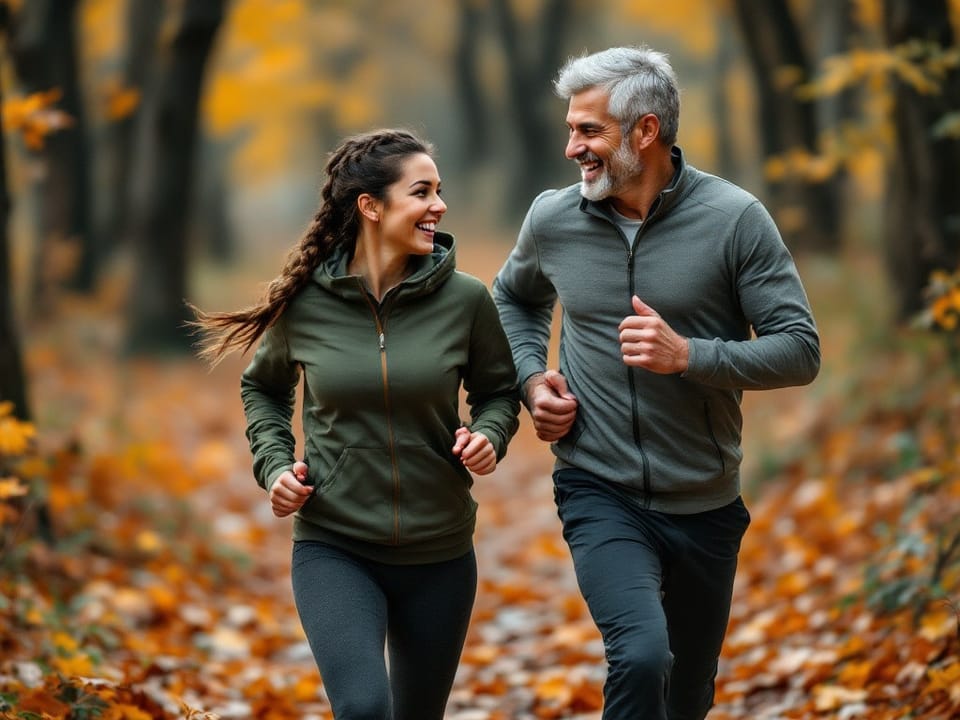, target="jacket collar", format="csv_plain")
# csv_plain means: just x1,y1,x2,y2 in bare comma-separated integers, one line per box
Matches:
579,146,689,225
312,231,457,301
